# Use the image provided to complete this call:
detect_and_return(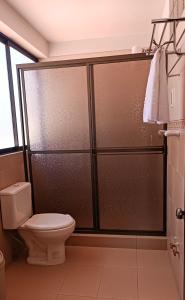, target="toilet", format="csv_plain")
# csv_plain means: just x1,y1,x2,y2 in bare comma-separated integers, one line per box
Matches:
0,182,75,266
0,251,5,300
